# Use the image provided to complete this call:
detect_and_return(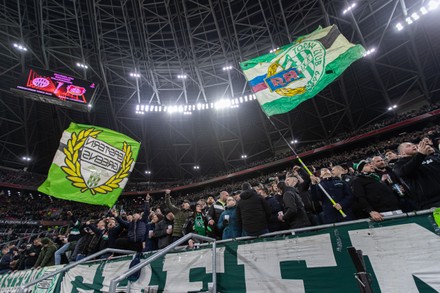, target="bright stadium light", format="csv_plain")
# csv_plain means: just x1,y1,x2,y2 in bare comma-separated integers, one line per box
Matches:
343,2,356,14
13,43,28,52
363,48,376,56
177,74,187,79
241,154,247,159
269,47,279,53
76,62,88,69
411,12,420,21
193,165,200,170
130,72,141,78
183,111,192,115
395,22,404,31
420,6,428,14
145,170,151,175
22,156,31,161
222,65,233,71
290,139,298,144
428,0,439,10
